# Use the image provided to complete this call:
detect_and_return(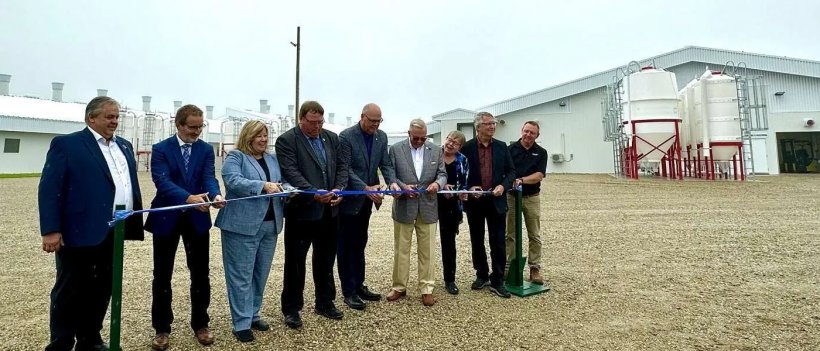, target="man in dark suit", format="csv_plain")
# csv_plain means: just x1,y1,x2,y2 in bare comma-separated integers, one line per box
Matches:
461,111,516,299
336,103,395,311
276,100,349,329
144,104,224,350
39,96,144,351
